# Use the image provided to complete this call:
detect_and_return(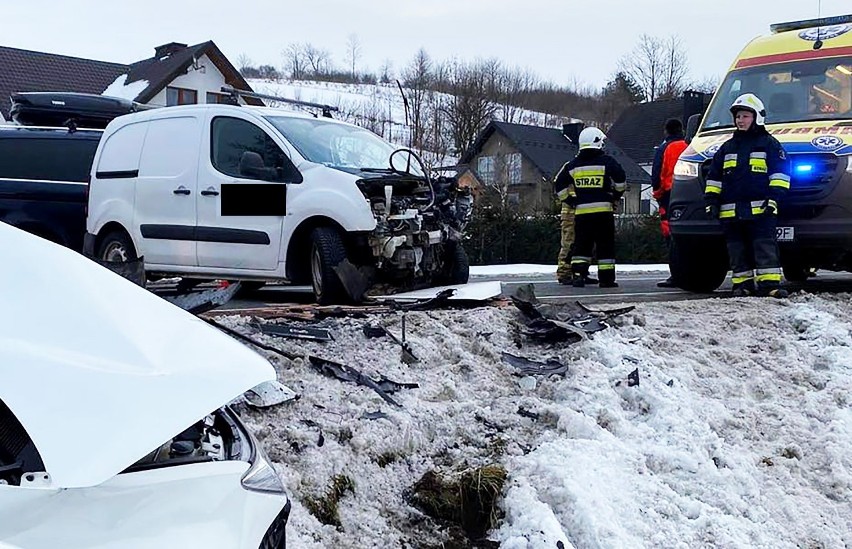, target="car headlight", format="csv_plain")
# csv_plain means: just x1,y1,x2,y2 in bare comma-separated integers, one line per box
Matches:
674,160,700,178
241,431,287,494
